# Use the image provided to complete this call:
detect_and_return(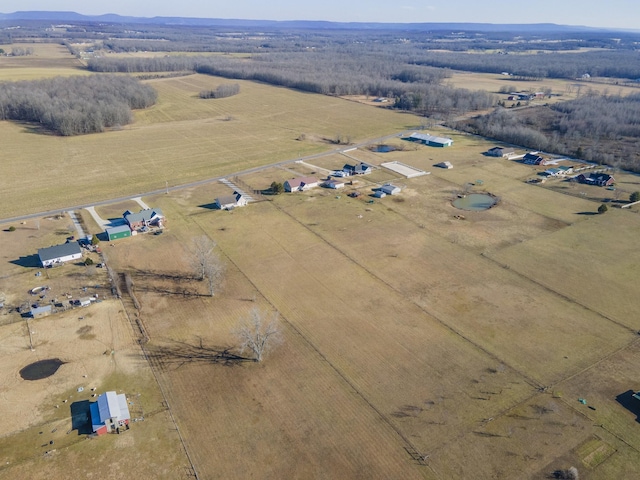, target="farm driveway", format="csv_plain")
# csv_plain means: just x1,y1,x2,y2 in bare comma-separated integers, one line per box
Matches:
84,206,108,229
